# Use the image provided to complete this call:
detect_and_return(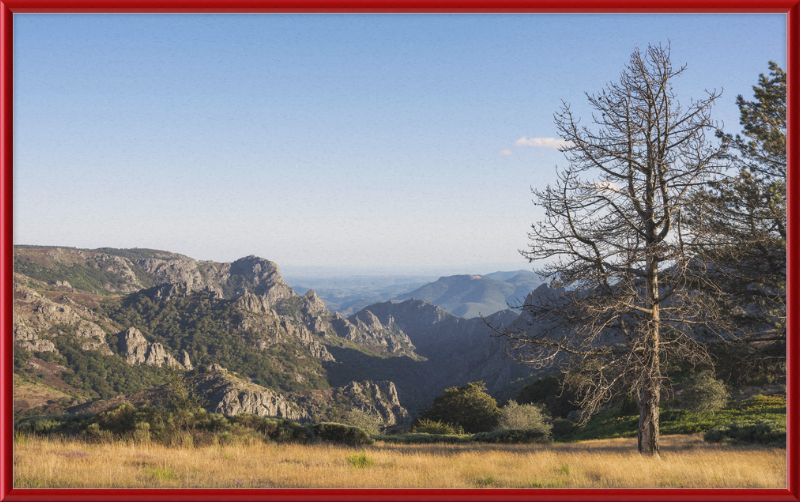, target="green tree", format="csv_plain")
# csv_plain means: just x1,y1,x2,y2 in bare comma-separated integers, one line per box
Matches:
417,381,500,433
162,365,207,412
689,62,786,379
